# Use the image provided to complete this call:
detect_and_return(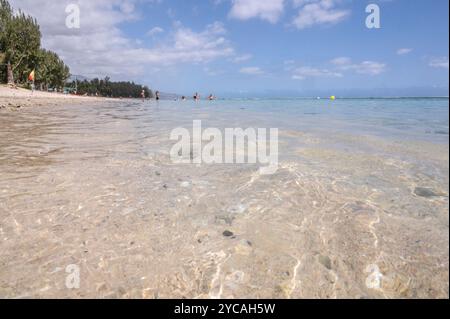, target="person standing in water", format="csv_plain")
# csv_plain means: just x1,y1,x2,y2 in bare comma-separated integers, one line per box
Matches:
141,89,146,101
155,91,160,101
193,92,200,101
